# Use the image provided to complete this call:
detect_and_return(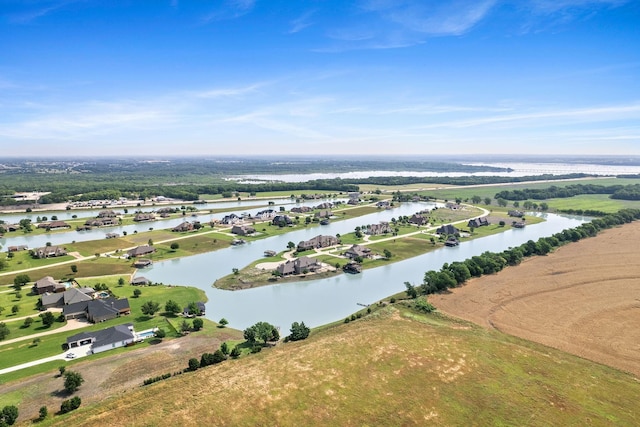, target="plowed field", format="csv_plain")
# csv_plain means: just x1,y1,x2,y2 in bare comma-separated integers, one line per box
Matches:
431,221,640,377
